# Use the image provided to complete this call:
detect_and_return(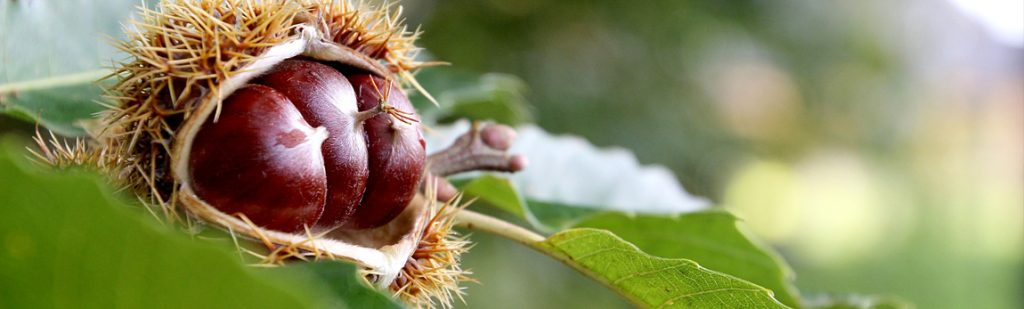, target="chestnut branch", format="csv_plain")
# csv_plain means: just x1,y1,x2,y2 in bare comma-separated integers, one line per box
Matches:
426,121,527,177
422,122,527,201
453,209,544,245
